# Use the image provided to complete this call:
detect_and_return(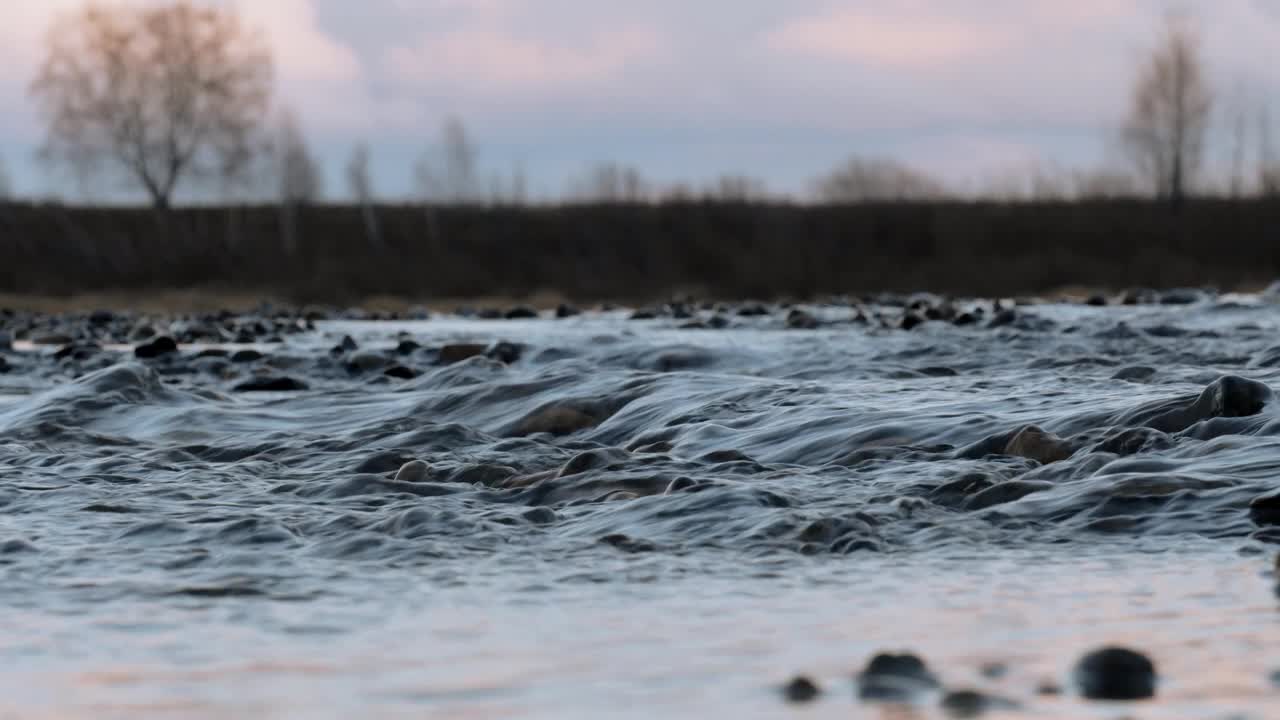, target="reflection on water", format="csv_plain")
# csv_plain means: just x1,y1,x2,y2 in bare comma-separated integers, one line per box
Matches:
1,297,1280,716
1,547,1275,718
